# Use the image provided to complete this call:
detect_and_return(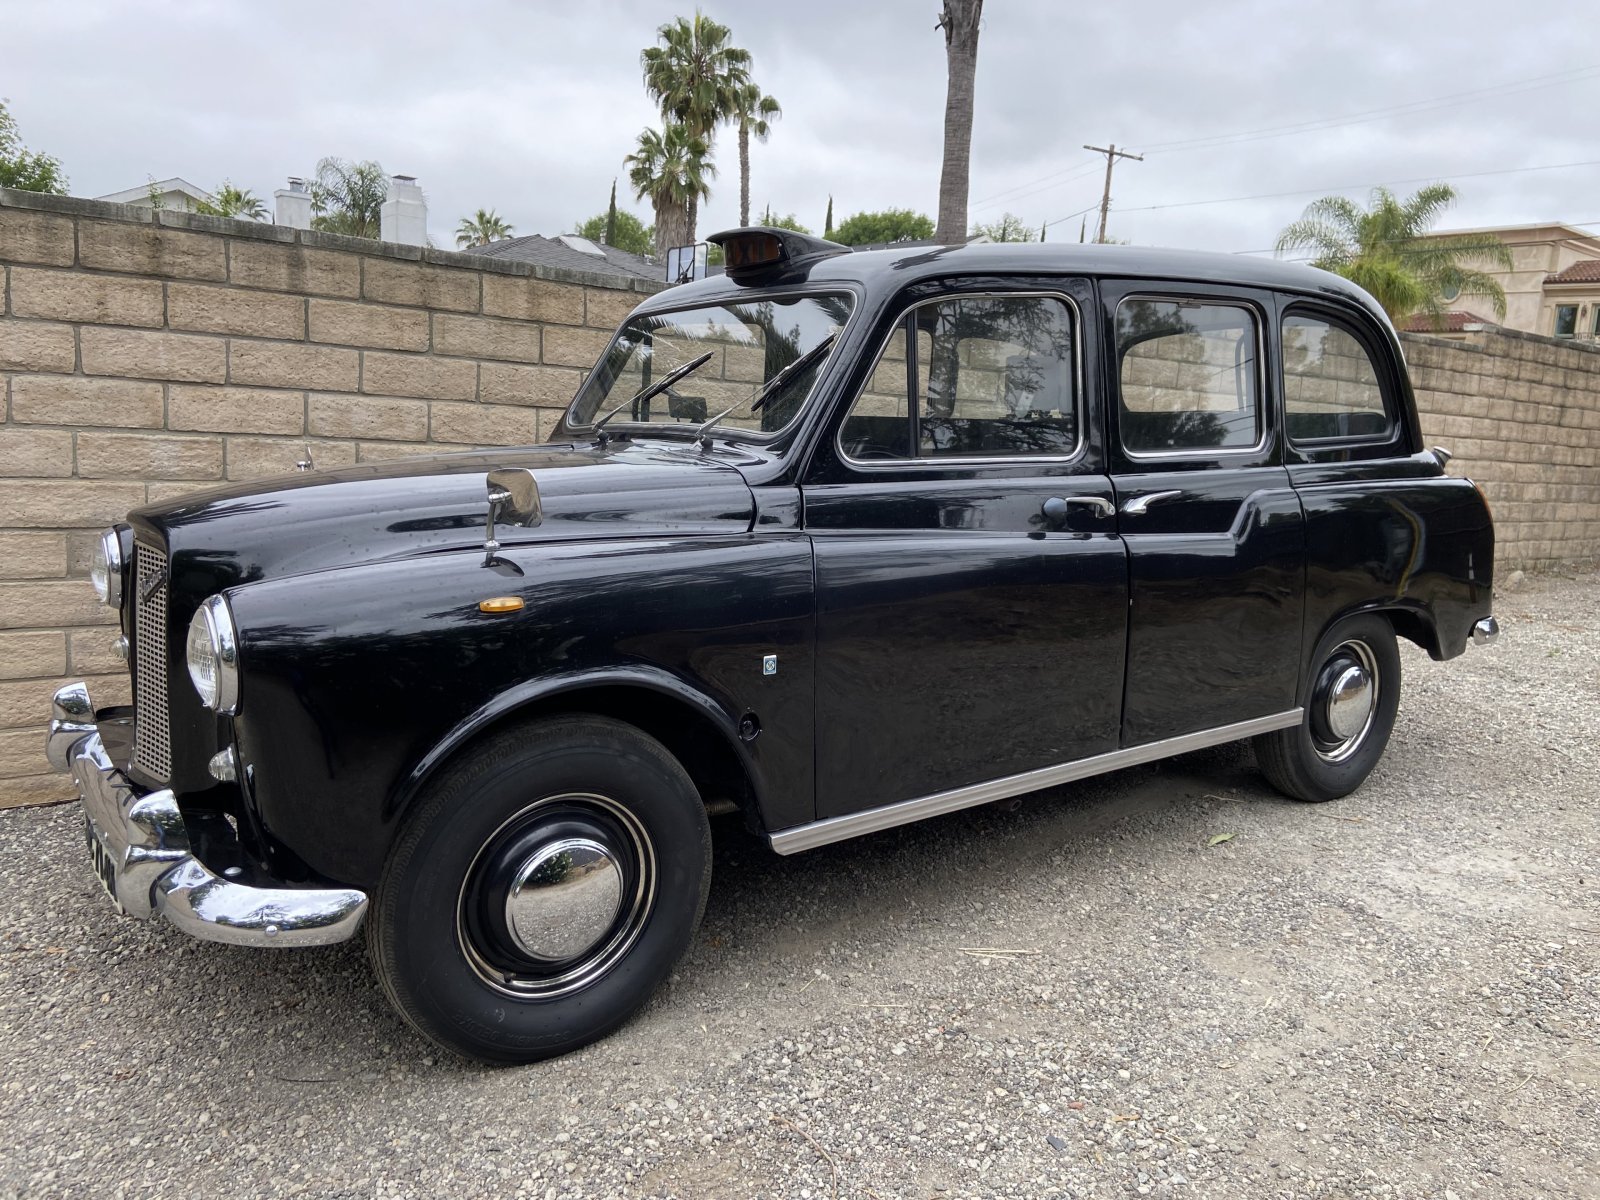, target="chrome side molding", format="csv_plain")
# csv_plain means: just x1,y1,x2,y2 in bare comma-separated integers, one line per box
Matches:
769,709,1305,855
